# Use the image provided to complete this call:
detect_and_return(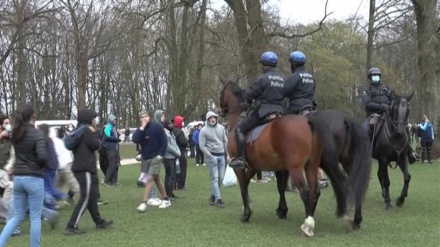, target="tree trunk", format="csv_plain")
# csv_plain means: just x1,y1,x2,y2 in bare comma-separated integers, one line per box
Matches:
225,0,266,86
411,0,439,123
